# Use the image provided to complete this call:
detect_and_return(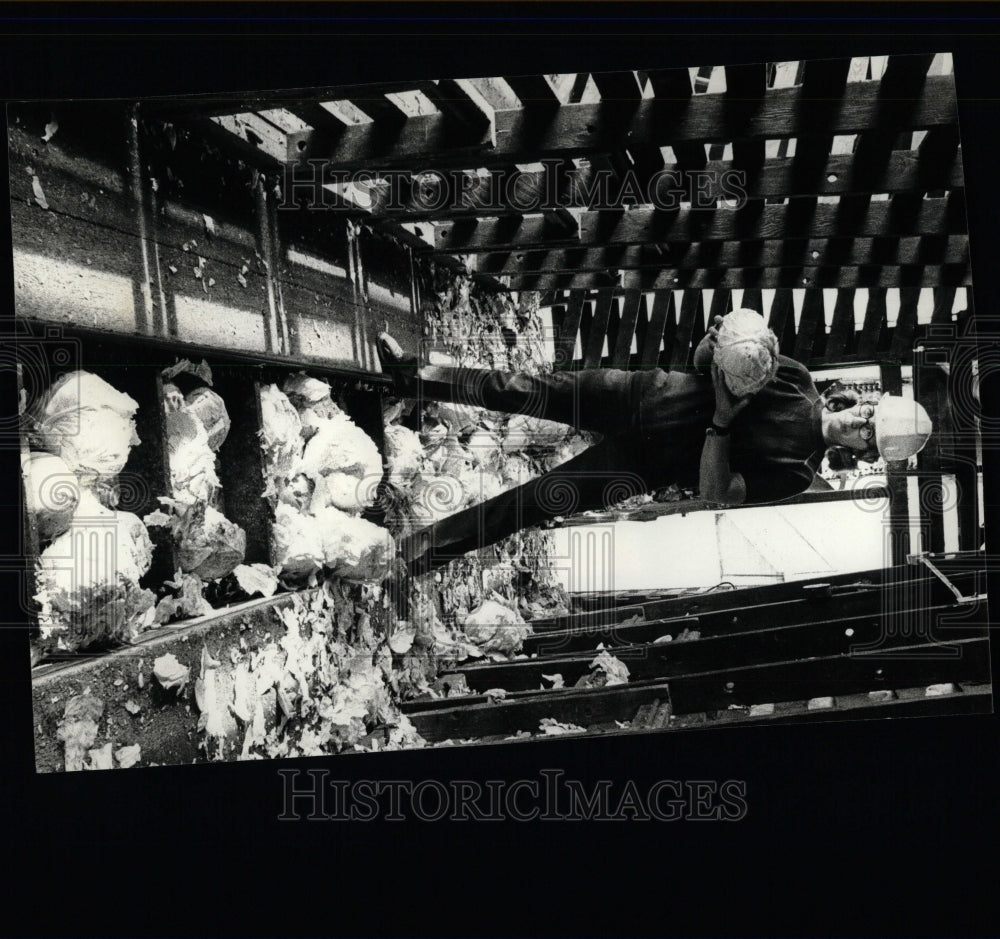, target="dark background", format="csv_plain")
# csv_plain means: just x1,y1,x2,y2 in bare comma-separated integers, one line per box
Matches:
1,4,997,936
